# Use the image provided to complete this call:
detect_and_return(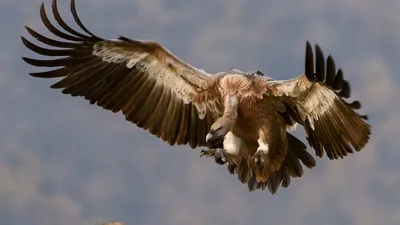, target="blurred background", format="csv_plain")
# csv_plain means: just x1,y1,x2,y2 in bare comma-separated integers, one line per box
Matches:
1,0,399,225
